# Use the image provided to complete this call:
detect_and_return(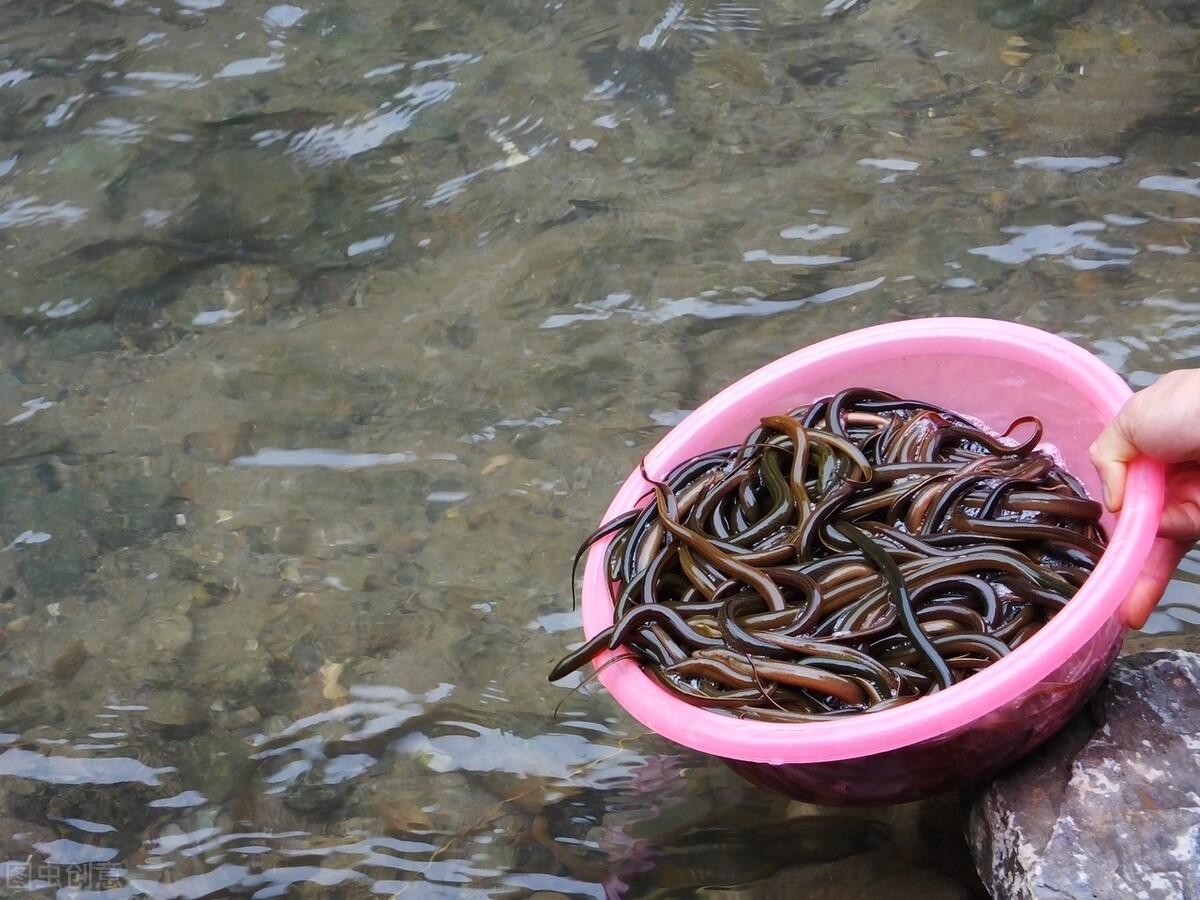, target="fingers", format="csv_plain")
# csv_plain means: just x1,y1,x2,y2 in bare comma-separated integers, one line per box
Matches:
1088,418,1138,512
1158,465,1200,544
1158,500,1200,544
1123,537,1191,629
